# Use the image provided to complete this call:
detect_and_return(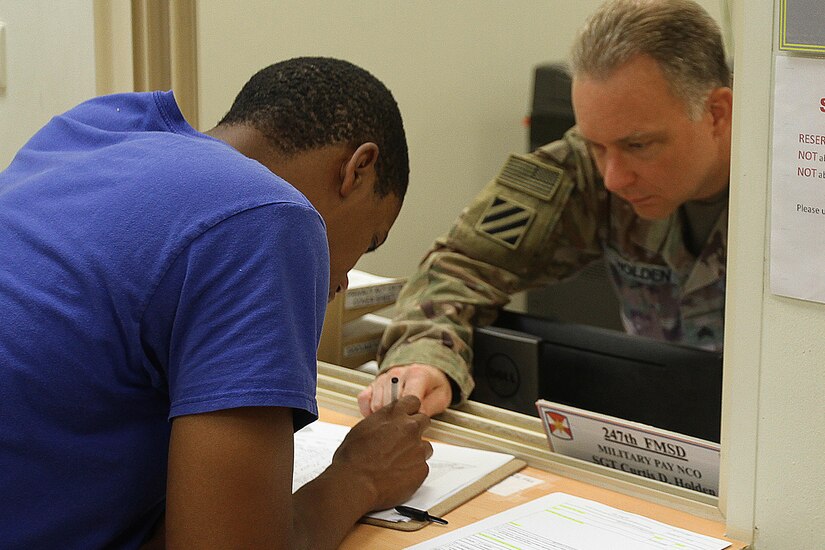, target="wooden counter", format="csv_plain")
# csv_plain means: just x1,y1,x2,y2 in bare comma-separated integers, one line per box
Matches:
319,407,749,550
